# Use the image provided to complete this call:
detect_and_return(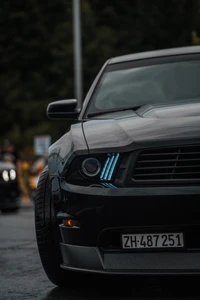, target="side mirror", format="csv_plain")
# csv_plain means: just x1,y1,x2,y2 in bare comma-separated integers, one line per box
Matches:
46,99,81,120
